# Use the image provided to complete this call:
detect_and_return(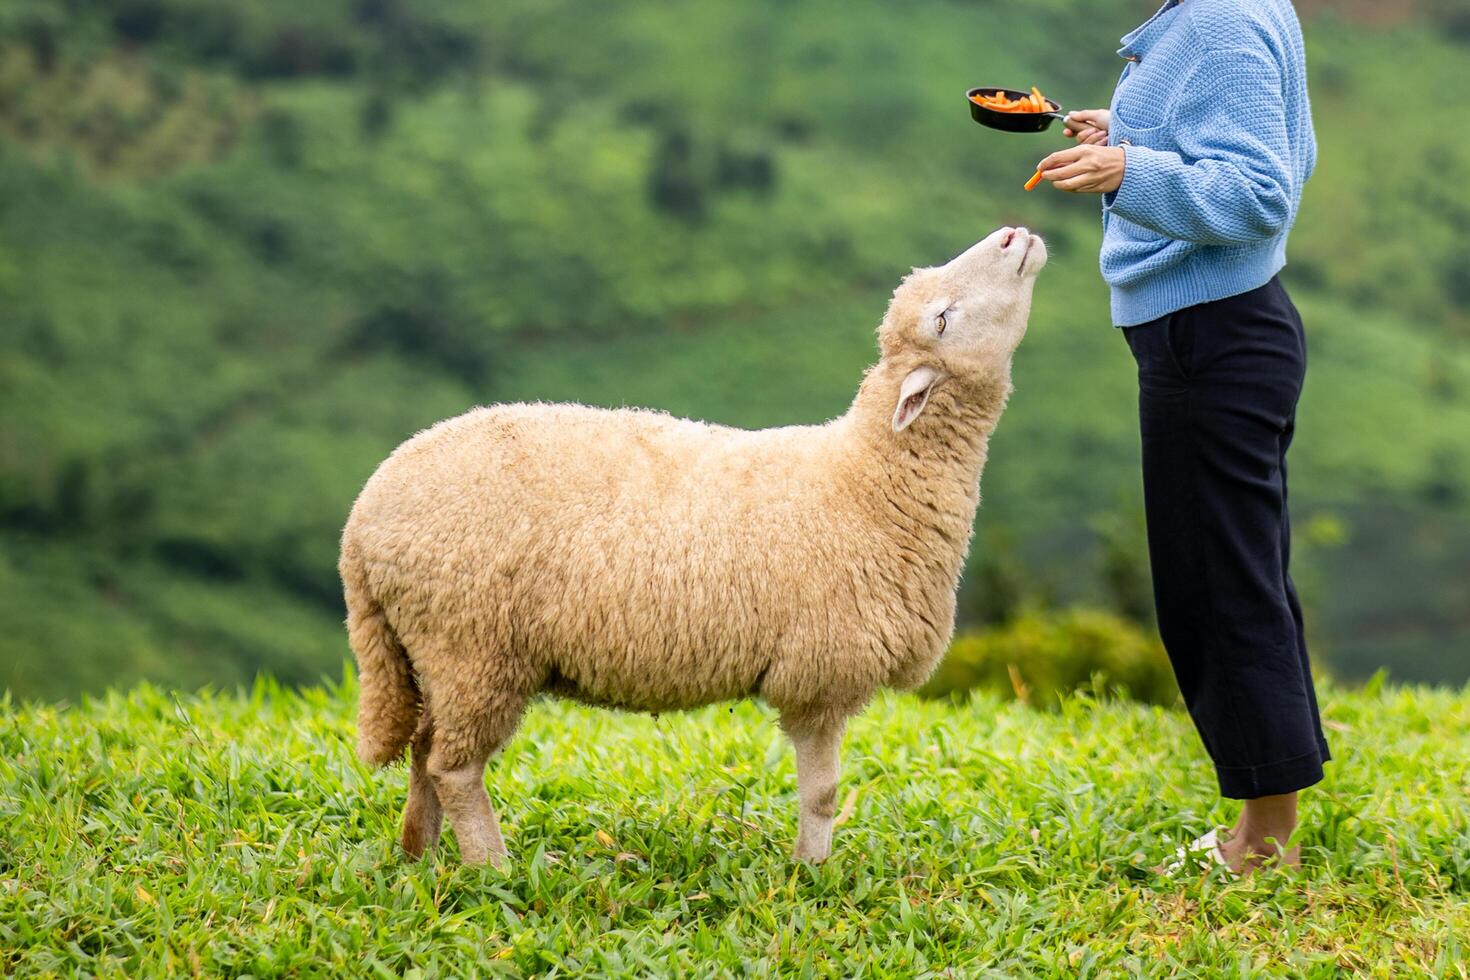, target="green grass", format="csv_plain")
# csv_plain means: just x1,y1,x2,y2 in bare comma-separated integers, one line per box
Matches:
3,679,1468,976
